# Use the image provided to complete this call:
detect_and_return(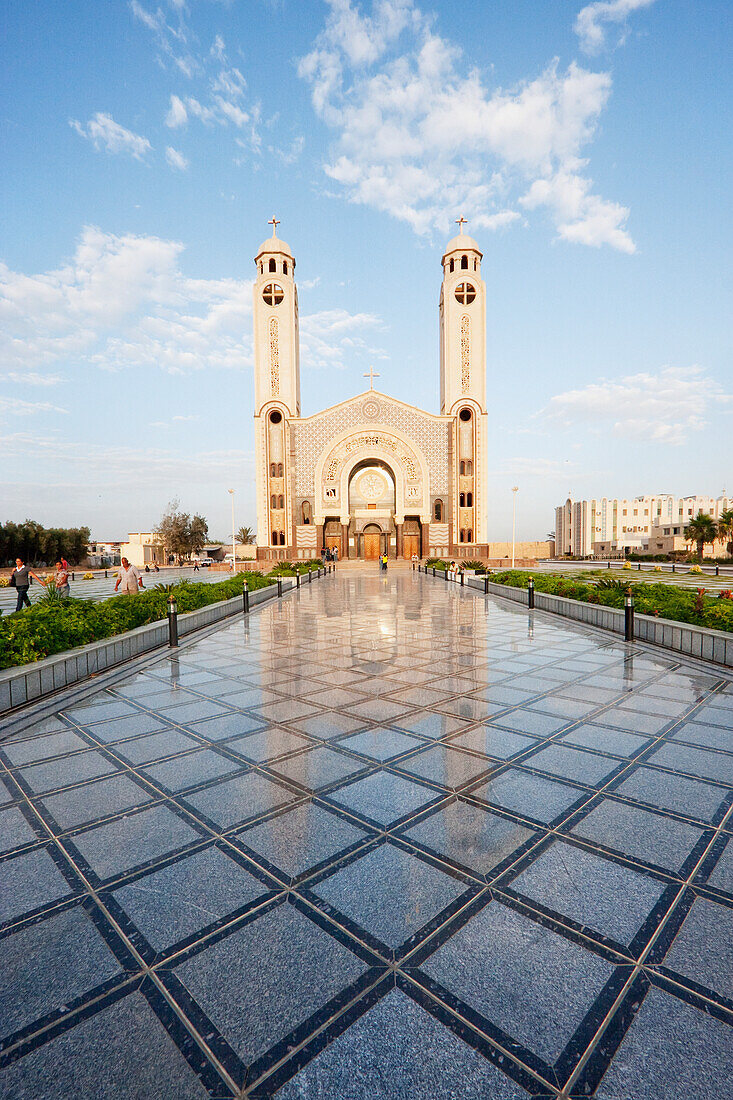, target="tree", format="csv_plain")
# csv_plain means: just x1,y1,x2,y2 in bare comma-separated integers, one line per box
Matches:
154,500,207,562
189,514,209,557
236,525,256,545
685,511,718,561
717,509,733,557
